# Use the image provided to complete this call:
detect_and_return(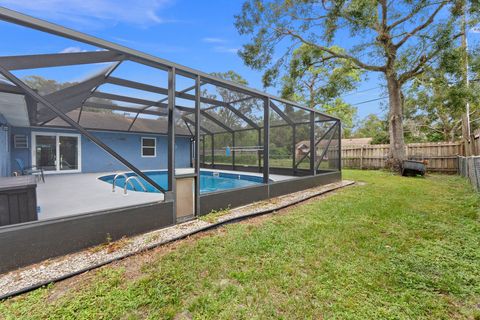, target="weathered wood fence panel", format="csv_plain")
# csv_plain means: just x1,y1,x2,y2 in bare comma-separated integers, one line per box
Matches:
462,129,480,156
342,142,464,172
